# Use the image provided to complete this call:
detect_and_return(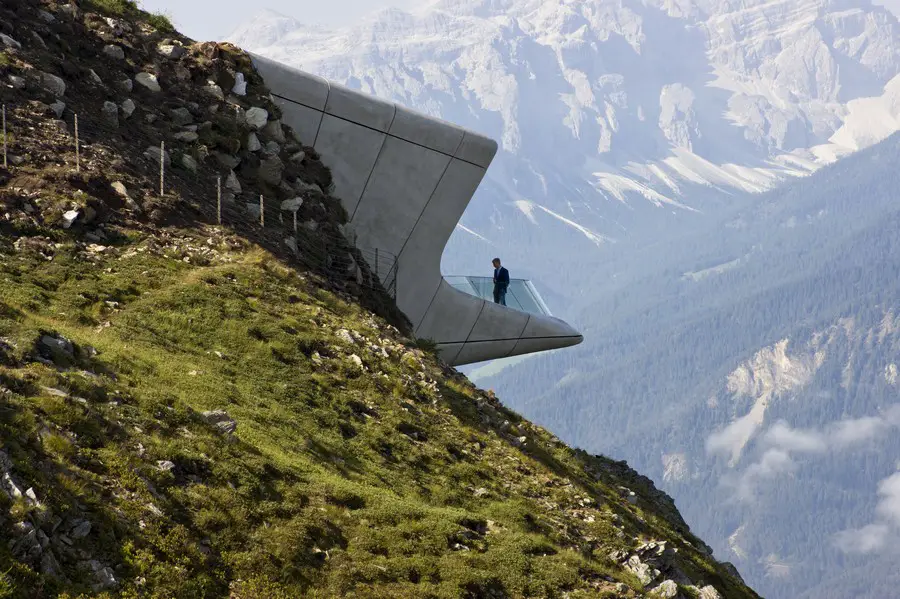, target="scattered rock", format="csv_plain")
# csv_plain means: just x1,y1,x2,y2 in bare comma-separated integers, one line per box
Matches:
121,99,136,119
103,16,130,35
135,72,161,93
58,4,78,19
225,171,241,194
173,131,199,143
247,132,262,152
204,83,225,101
262,119,286,143
41,72,66,98
157,460,175,472
215,152,240,170
232,73,247,96
144,145,171,167
348,354,364,369
697,586,723,599
111,181,129,197
627,555,659,587
290,151,306,163
38,10,56,23
102,44,125,60
650,580,679,598
258,156,284,186
70,520,92,540
8,75,25,89
180,153,199,173
40,551,63,578
116,78,133,93
281,197,303,211
337,329,355,345
101,101,118,127
0,34,21,50
295,179,322,195
30,30,47,50
88,69,103,84
62,210,80,229
263,141,281,156
284,237,299,257
50,101,66,119
245,107,268,130
201,410,237,435
170,107,193,126
157,43,185,59
84,560,117,590
40,334,75,364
